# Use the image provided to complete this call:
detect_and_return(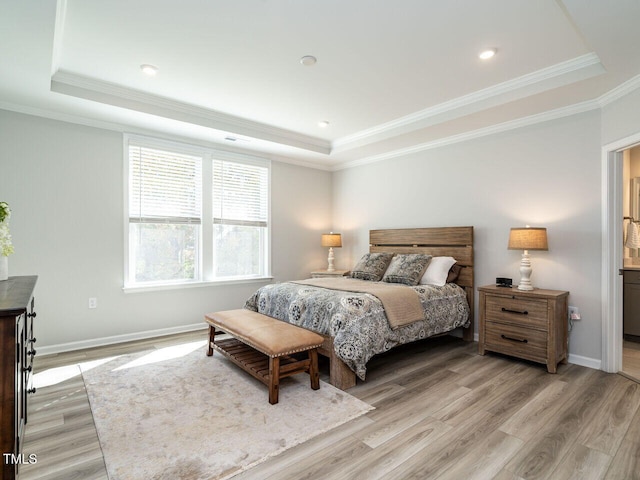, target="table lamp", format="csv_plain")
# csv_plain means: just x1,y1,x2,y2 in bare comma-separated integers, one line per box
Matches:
321,232,342,272
508,227,548,291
